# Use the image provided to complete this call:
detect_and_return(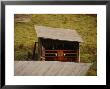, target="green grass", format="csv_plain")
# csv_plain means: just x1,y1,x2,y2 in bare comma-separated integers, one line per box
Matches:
86,61,97,76
14,14,97,75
